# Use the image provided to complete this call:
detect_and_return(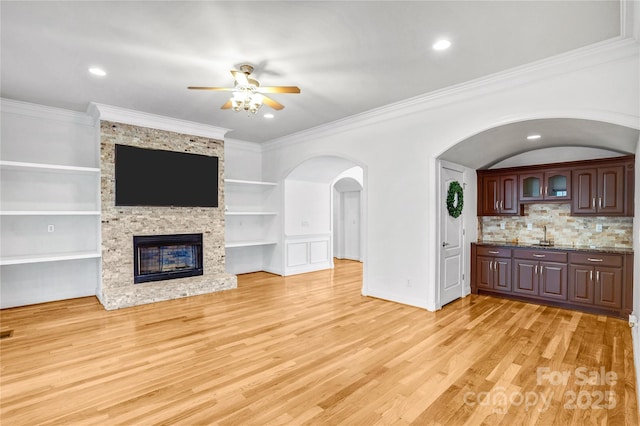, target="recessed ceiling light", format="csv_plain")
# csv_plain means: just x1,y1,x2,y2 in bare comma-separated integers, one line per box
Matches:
89,67,106,77
264,113,274,119
527,134,542,140
432,39,451,51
